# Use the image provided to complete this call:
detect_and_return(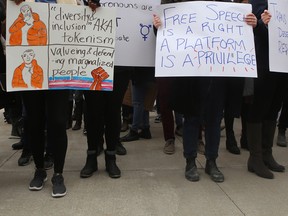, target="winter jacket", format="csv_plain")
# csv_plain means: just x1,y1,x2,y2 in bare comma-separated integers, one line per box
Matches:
9,12,47,46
